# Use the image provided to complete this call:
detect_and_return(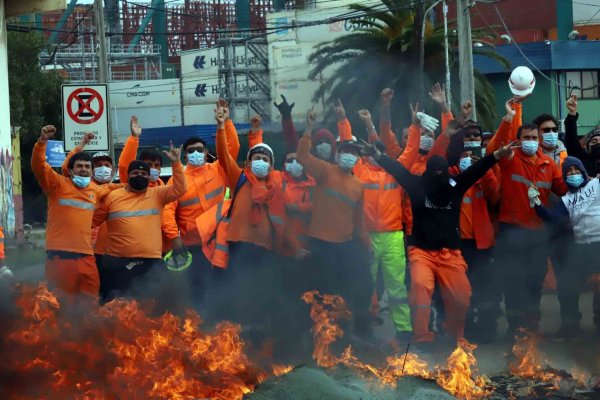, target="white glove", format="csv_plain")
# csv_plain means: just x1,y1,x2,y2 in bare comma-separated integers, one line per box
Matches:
528,186,541,208
416,112,440,132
